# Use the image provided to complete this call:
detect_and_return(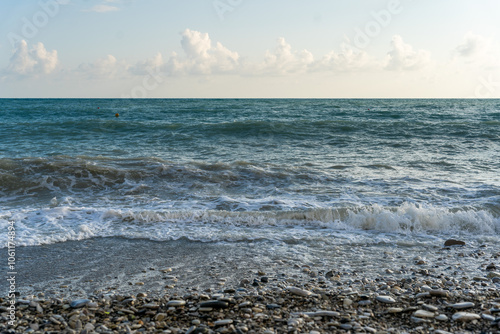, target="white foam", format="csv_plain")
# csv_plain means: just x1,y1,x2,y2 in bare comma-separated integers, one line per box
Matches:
1,202,499,248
